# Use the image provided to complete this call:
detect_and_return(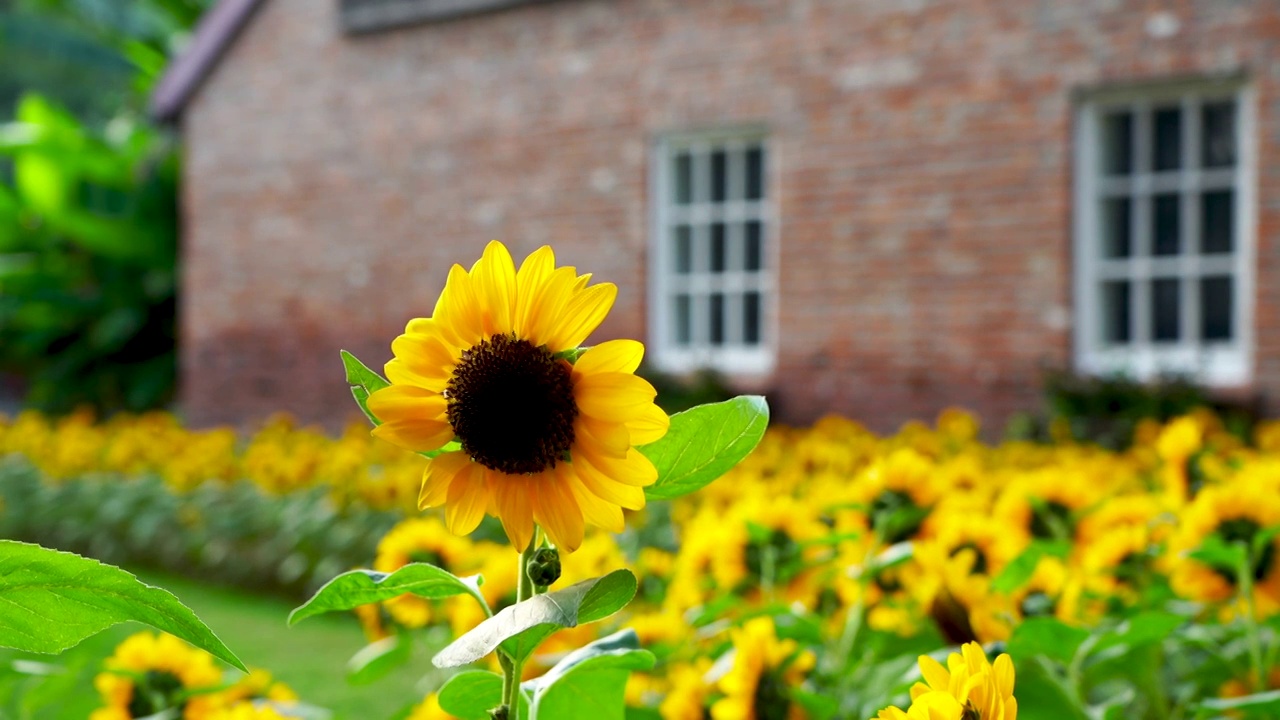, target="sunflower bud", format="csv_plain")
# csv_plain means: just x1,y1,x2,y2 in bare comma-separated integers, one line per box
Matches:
489,705,509,720
528,547,562,587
